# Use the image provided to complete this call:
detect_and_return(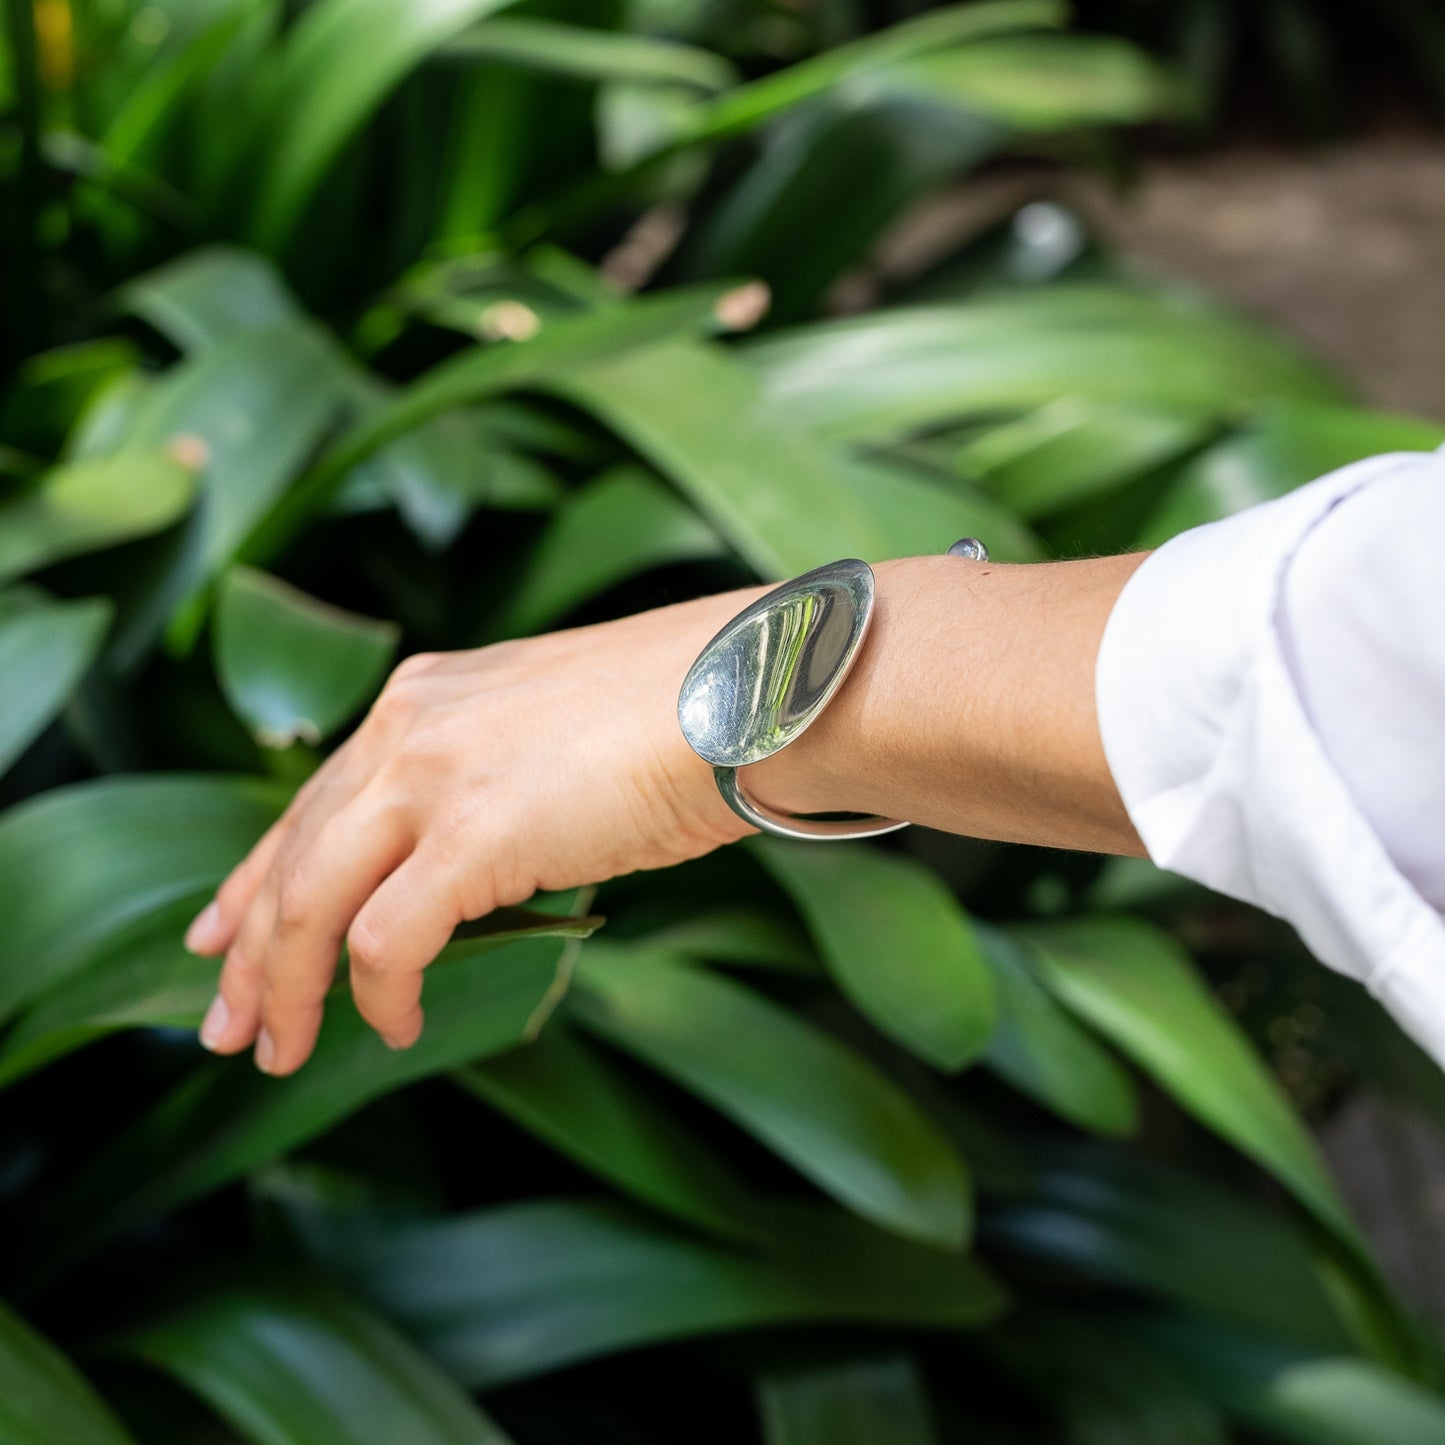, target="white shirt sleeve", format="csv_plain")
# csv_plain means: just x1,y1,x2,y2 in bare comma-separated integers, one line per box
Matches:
1095,447,1445,1067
